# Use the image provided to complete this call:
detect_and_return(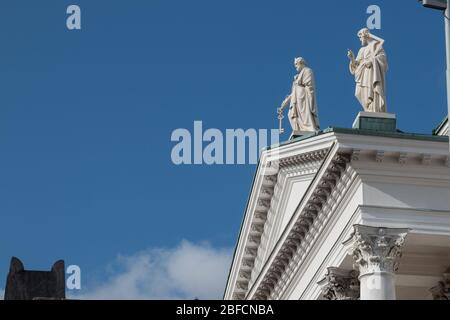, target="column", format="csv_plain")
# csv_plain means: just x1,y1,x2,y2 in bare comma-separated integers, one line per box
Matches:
318,267,360,300
343,225,409,300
